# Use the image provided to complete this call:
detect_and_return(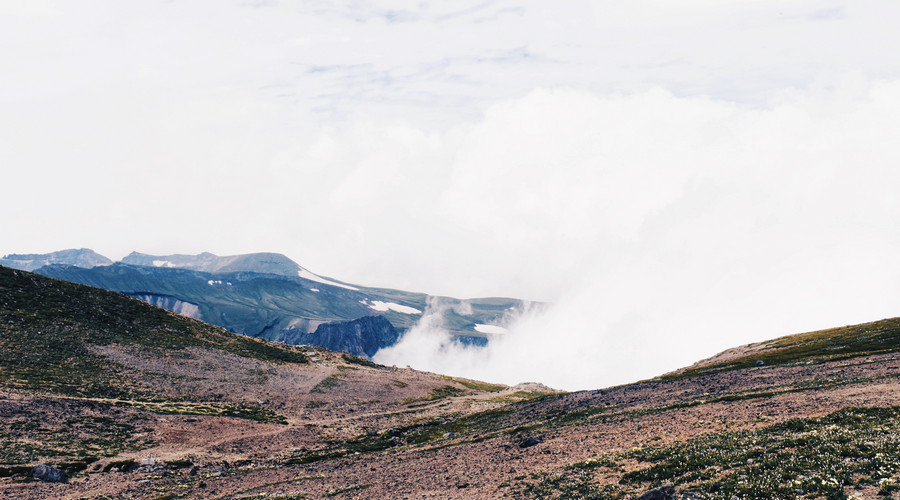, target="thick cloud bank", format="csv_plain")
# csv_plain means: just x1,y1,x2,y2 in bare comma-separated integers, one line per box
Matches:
373,81,900,390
